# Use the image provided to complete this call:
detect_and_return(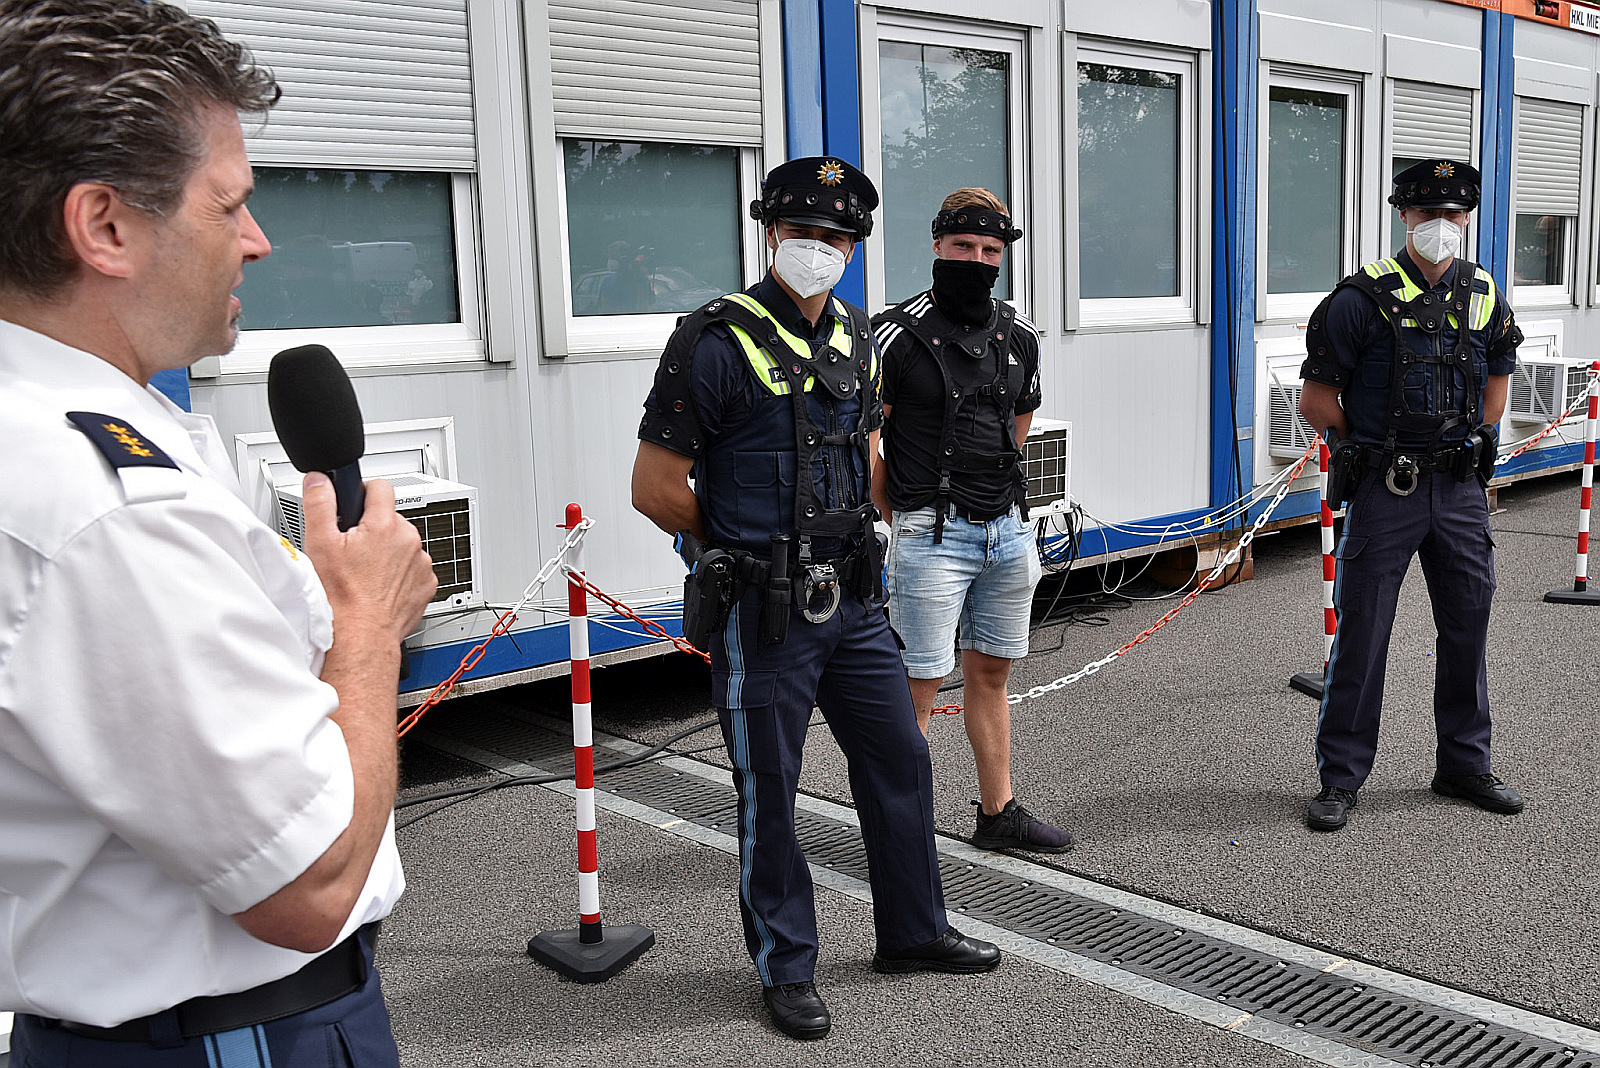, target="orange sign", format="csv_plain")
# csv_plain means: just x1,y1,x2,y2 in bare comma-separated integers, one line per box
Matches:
1433,0,1600,30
